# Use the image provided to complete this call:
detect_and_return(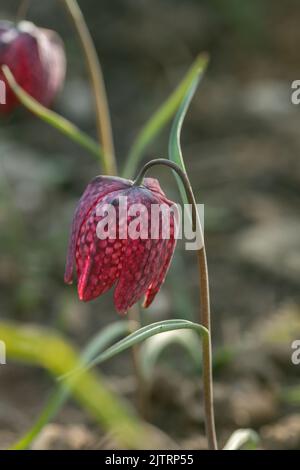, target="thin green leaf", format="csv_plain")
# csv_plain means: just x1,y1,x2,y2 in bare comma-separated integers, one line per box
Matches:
223,429,260,450
10,320,131,450
168,77,199,173
10,388,68,450
80,320,132,362
140,329,202,382
168,59,207,203
2,65,106,169
60,319,208,382
123,54,209,179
